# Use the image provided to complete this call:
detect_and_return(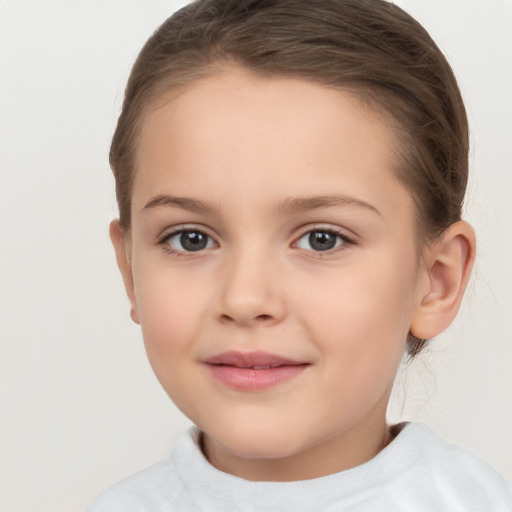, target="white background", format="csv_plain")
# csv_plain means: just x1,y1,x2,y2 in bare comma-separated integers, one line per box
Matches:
0,1,511,510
